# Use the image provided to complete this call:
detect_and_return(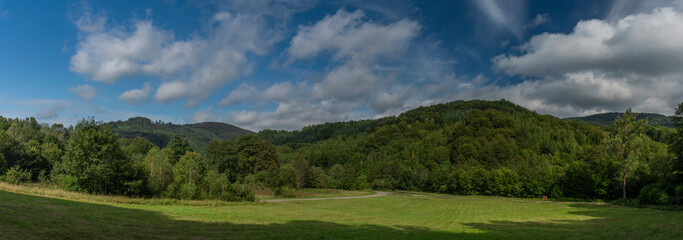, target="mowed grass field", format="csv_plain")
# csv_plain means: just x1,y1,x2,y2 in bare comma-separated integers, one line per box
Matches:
0,183,681,239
